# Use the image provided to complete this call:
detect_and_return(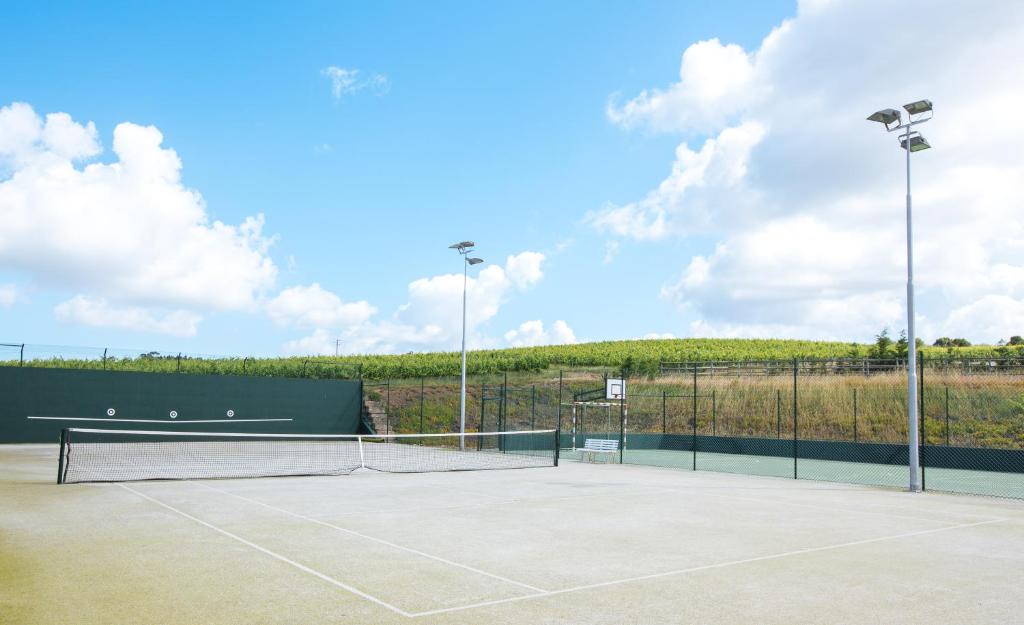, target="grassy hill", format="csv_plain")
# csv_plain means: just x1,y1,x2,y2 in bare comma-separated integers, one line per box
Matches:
4,338,1021,380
